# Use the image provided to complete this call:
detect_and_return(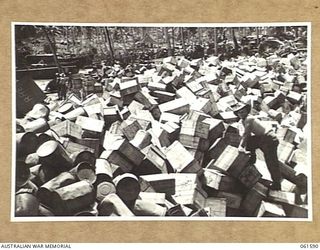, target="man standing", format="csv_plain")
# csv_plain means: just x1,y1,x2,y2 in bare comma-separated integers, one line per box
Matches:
59,73,67,100
234,103,282,190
